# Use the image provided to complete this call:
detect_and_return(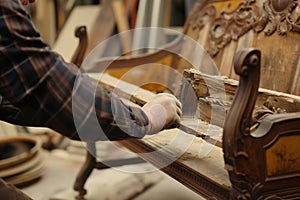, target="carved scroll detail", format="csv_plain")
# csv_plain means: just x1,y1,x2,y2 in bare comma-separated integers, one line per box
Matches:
191,0,258,57
256,0,299,35
190,0,300,57
223,49,262,199
209,1,258,56
191,4,217,31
